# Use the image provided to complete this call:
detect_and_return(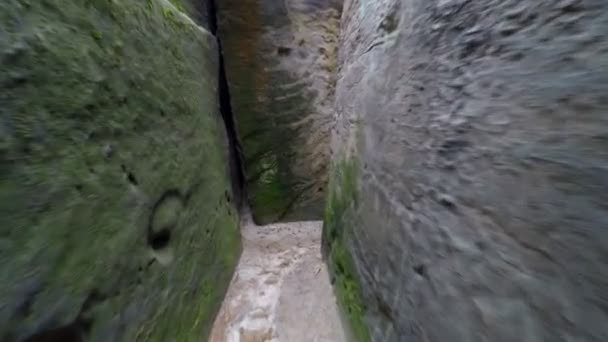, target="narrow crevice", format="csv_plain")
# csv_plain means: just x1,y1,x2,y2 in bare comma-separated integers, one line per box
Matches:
205,0,218,34
205,0,246,210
